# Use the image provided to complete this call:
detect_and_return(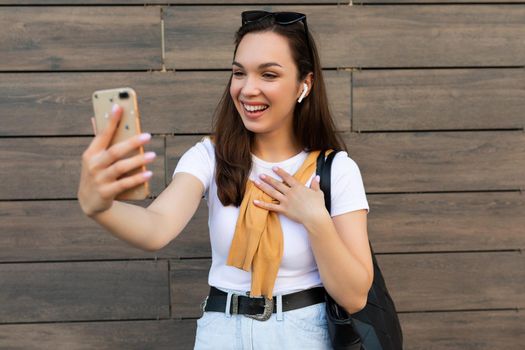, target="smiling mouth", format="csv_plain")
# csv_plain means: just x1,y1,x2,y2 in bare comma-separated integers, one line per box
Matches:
242,103,269,112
